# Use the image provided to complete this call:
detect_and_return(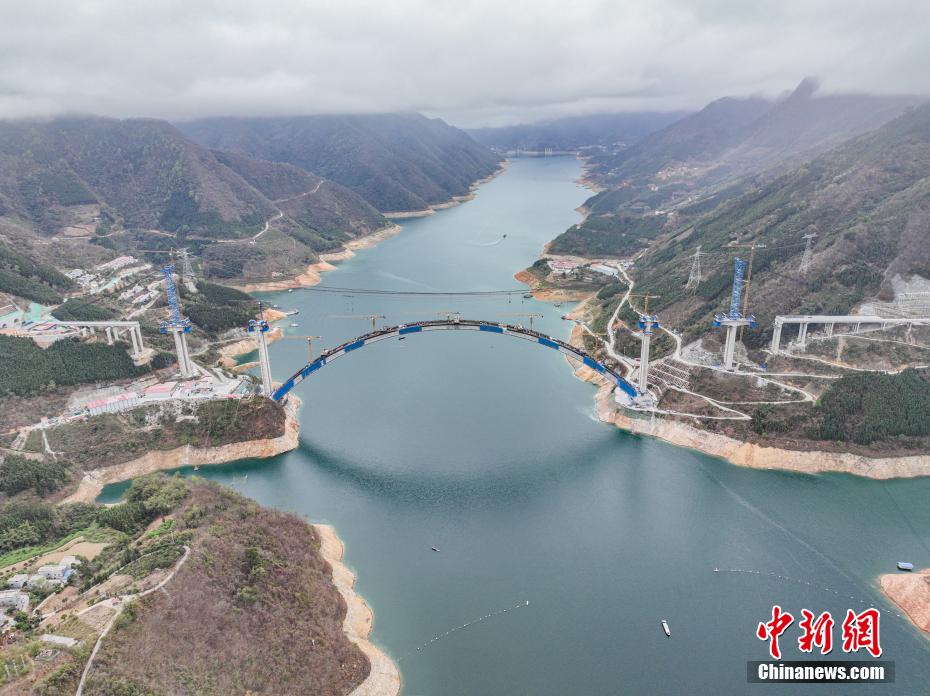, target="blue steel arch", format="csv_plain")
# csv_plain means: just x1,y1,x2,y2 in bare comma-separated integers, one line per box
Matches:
271,319,638,401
